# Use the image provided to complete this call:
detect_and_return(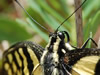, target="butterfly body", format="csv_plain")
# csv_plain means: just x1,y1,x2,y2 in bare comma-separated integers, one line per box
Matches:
40,31,70,75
